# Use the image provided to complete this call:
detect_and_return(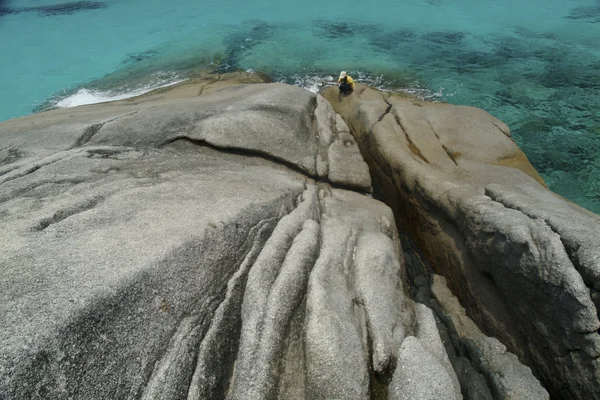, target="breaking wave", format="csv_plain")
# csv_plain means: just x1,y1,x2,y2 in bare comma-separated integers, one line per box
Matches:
54,75,186,108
